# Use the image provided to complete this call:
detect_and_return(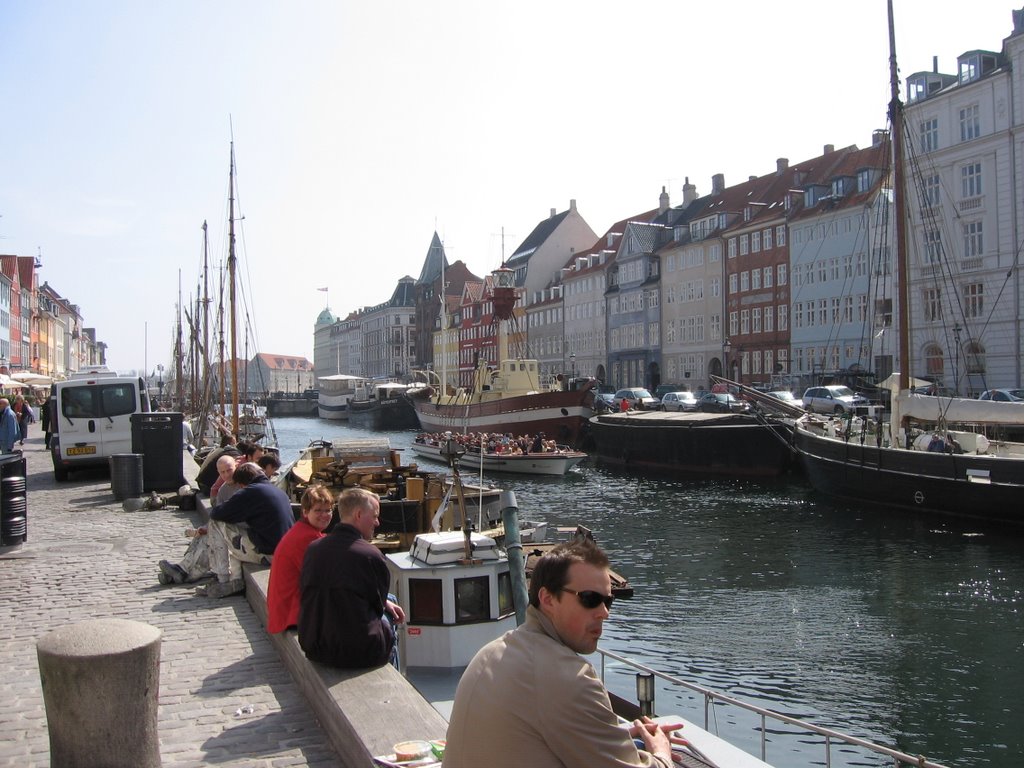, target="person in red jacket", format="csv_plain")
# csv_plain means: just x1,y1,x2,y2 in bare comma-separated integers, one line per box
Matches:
266,485,334,633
